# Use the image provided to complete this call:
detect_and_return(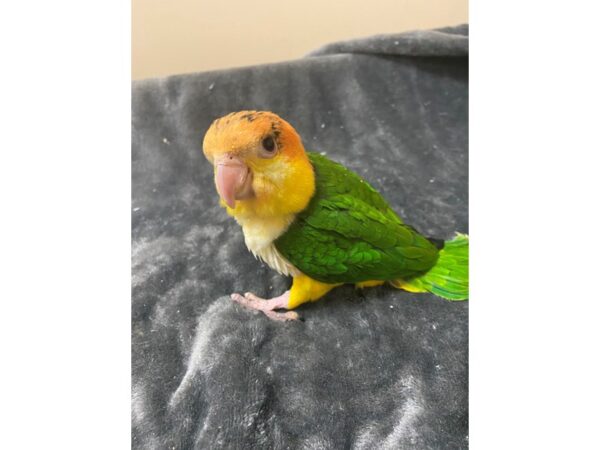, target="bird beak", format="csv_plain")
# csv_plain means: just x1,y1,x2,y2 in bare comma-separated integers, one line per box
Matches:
215,155,253,208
